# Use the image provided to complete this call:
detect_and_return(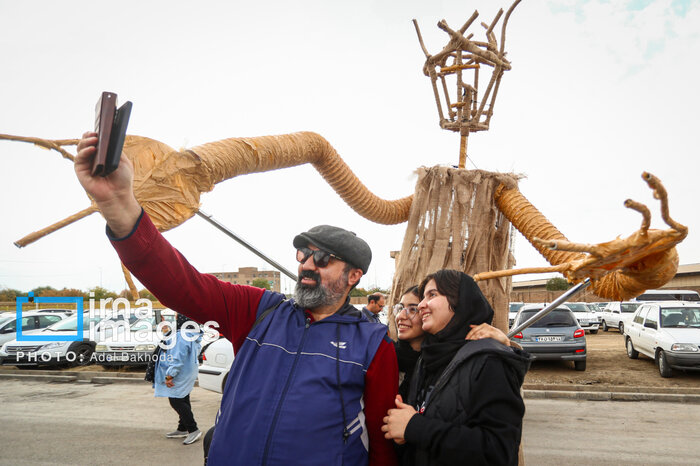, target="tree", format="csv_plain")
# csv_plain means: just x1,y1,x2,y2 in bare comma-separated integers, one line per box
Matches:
546,277,571,291
366,286,390,295
349,287,368,297
30,286,58,296
139,289,156,300
251,278,272,290
88,286,118,300
0,288,23,301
